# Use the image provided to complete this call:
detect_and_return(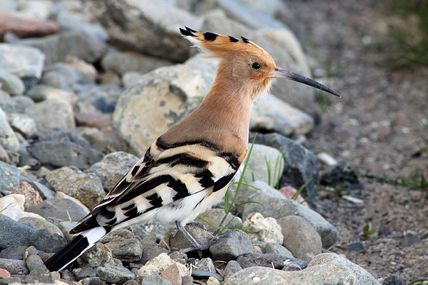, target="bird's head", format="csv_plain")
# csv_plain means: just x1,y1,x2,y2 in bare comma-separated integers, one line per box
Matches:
180,27,340,99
